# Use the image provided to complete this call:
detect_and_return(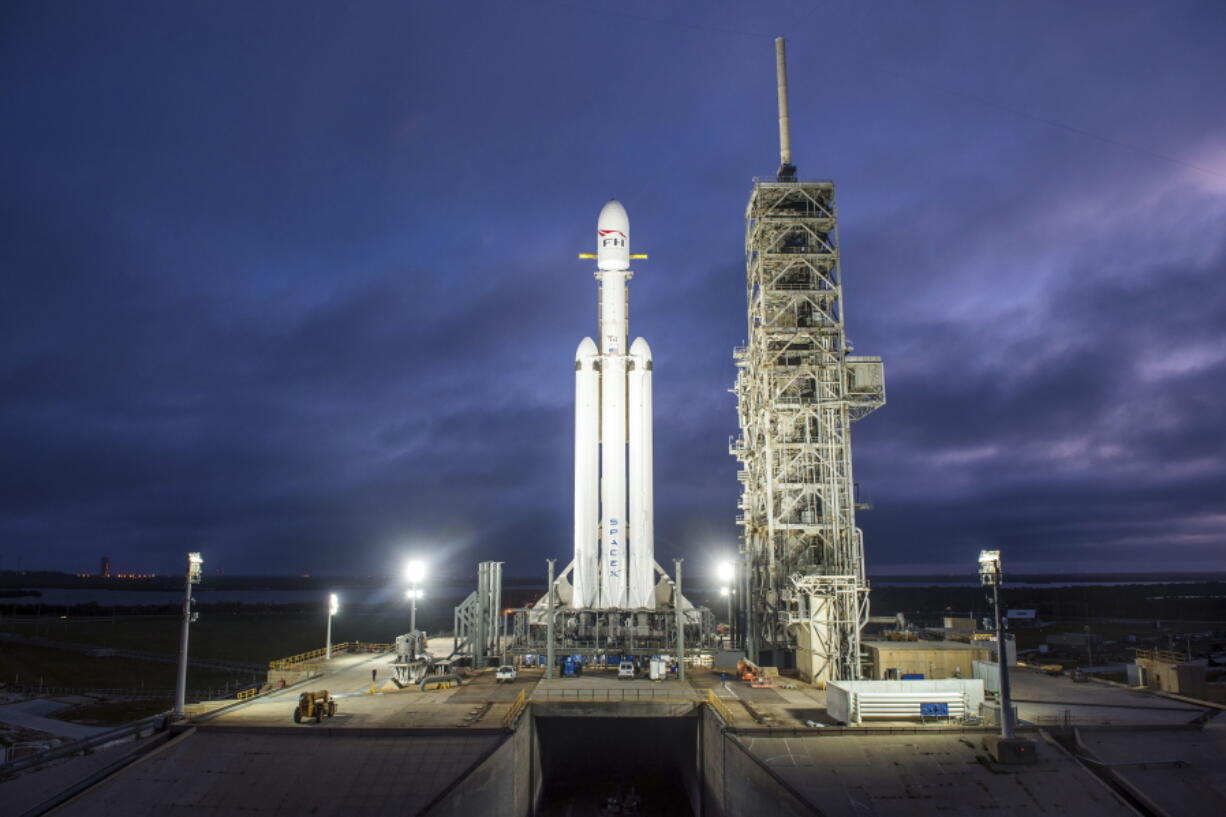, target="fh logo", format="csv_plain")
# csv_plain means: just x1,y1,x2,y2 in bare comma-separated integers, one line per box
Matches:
598,229,626,248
